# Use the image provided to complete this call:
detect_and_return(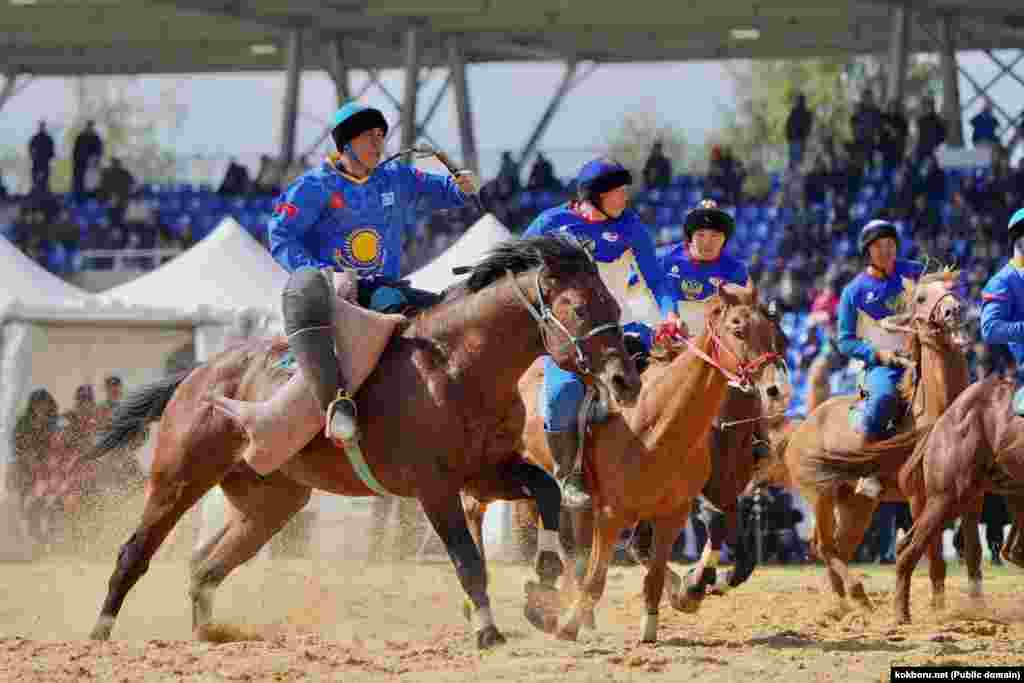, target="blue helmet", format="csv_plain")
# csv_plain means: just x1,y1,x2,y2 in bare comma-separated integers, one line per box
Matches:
331,102,388,152
1008,207,1024,244
858,219,900,257
576,158,632,204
